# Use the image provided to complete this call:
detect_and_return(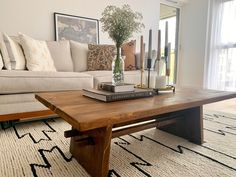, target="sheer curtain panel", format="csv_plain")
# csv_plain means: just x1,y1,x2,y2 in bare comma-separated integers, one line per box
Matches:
205,0,236,91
